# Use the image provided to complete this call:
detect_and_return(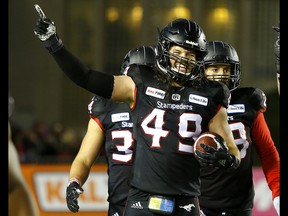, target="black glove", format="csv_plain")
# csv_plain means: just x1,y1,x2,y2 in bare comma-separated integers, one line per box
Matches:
33,4,63,53
66,181,84,213
195,143,240,171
